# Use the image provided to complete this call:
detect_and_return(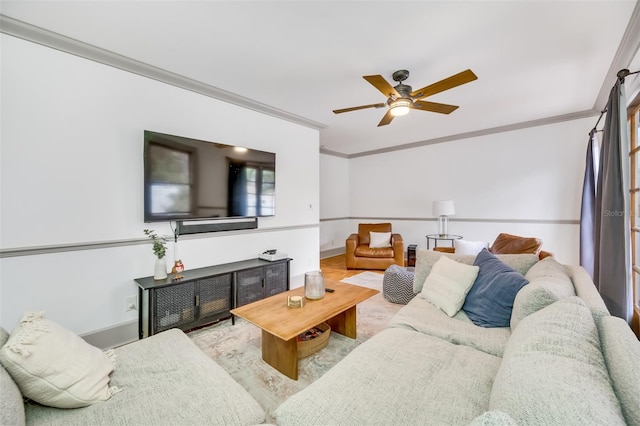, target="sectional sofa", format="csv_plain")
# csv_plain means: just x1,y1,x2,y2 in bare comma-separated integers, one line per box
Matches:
0,322,266,425
274,250,640,425
2,249,639,426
